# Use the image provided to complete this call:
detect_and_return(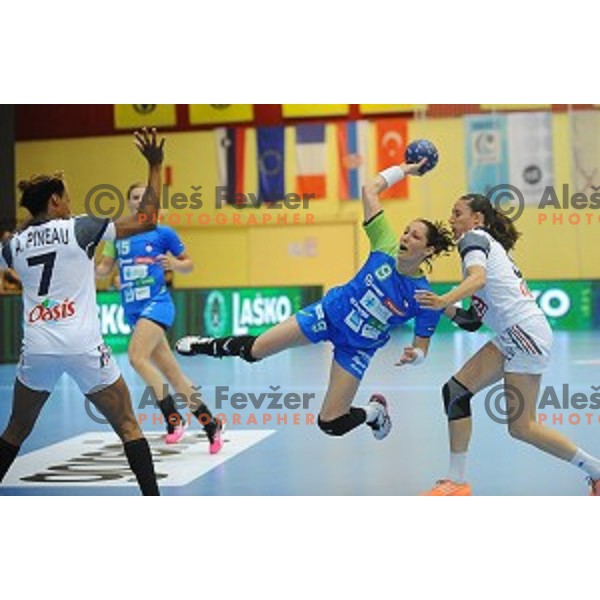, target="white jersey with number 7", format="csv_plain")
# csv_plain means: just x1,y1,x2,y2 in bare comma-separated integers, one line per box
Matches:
0,216,116,355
